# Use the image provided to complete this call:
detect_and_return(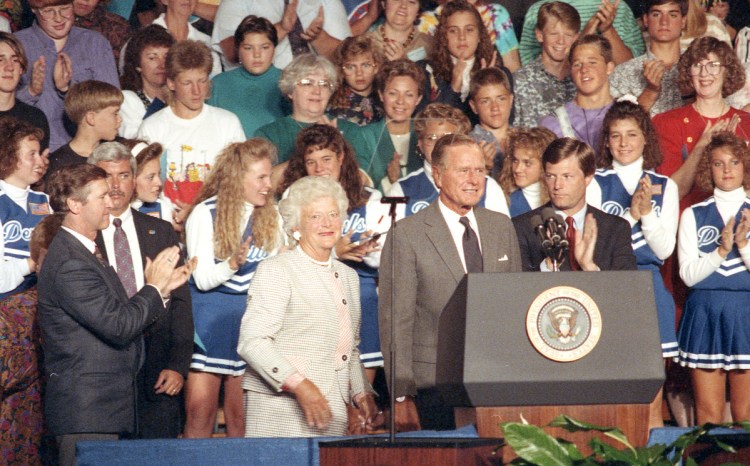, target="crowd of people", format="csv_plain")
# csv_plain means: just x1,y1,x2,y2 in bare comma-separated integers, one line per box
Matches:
2,0,750,464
